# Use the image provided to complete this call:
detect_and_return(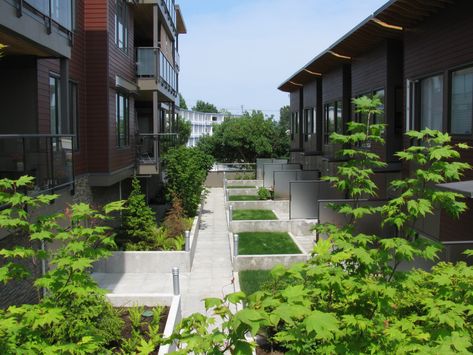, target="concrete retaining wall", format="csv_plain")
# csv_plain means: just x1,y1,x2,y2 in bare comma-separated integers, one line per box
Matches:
228,200,289,216
106,294,181,355
234,254,309,271
227,188,259,196
226,179,263,187
230,219,314,235
94,203,203,273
